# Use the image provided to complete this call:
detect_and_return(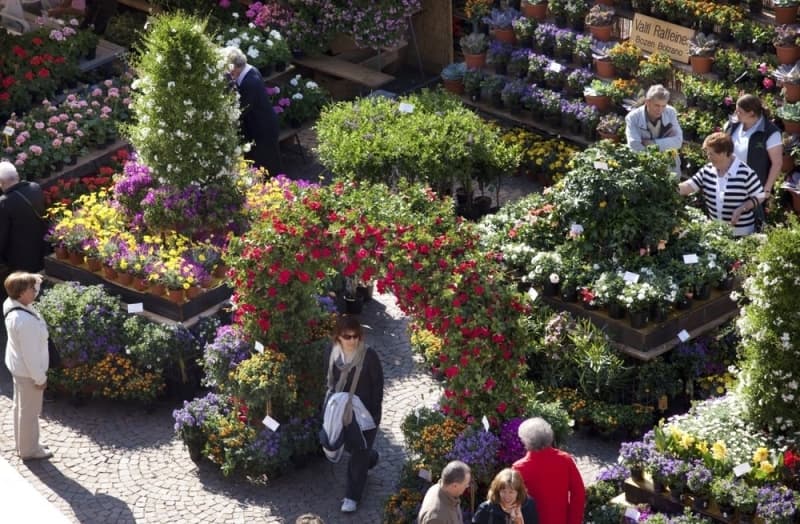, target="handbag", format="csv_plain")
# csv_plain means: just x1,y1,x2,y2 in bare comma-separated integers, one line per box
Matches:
4,306,60,369
750,196,766,233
